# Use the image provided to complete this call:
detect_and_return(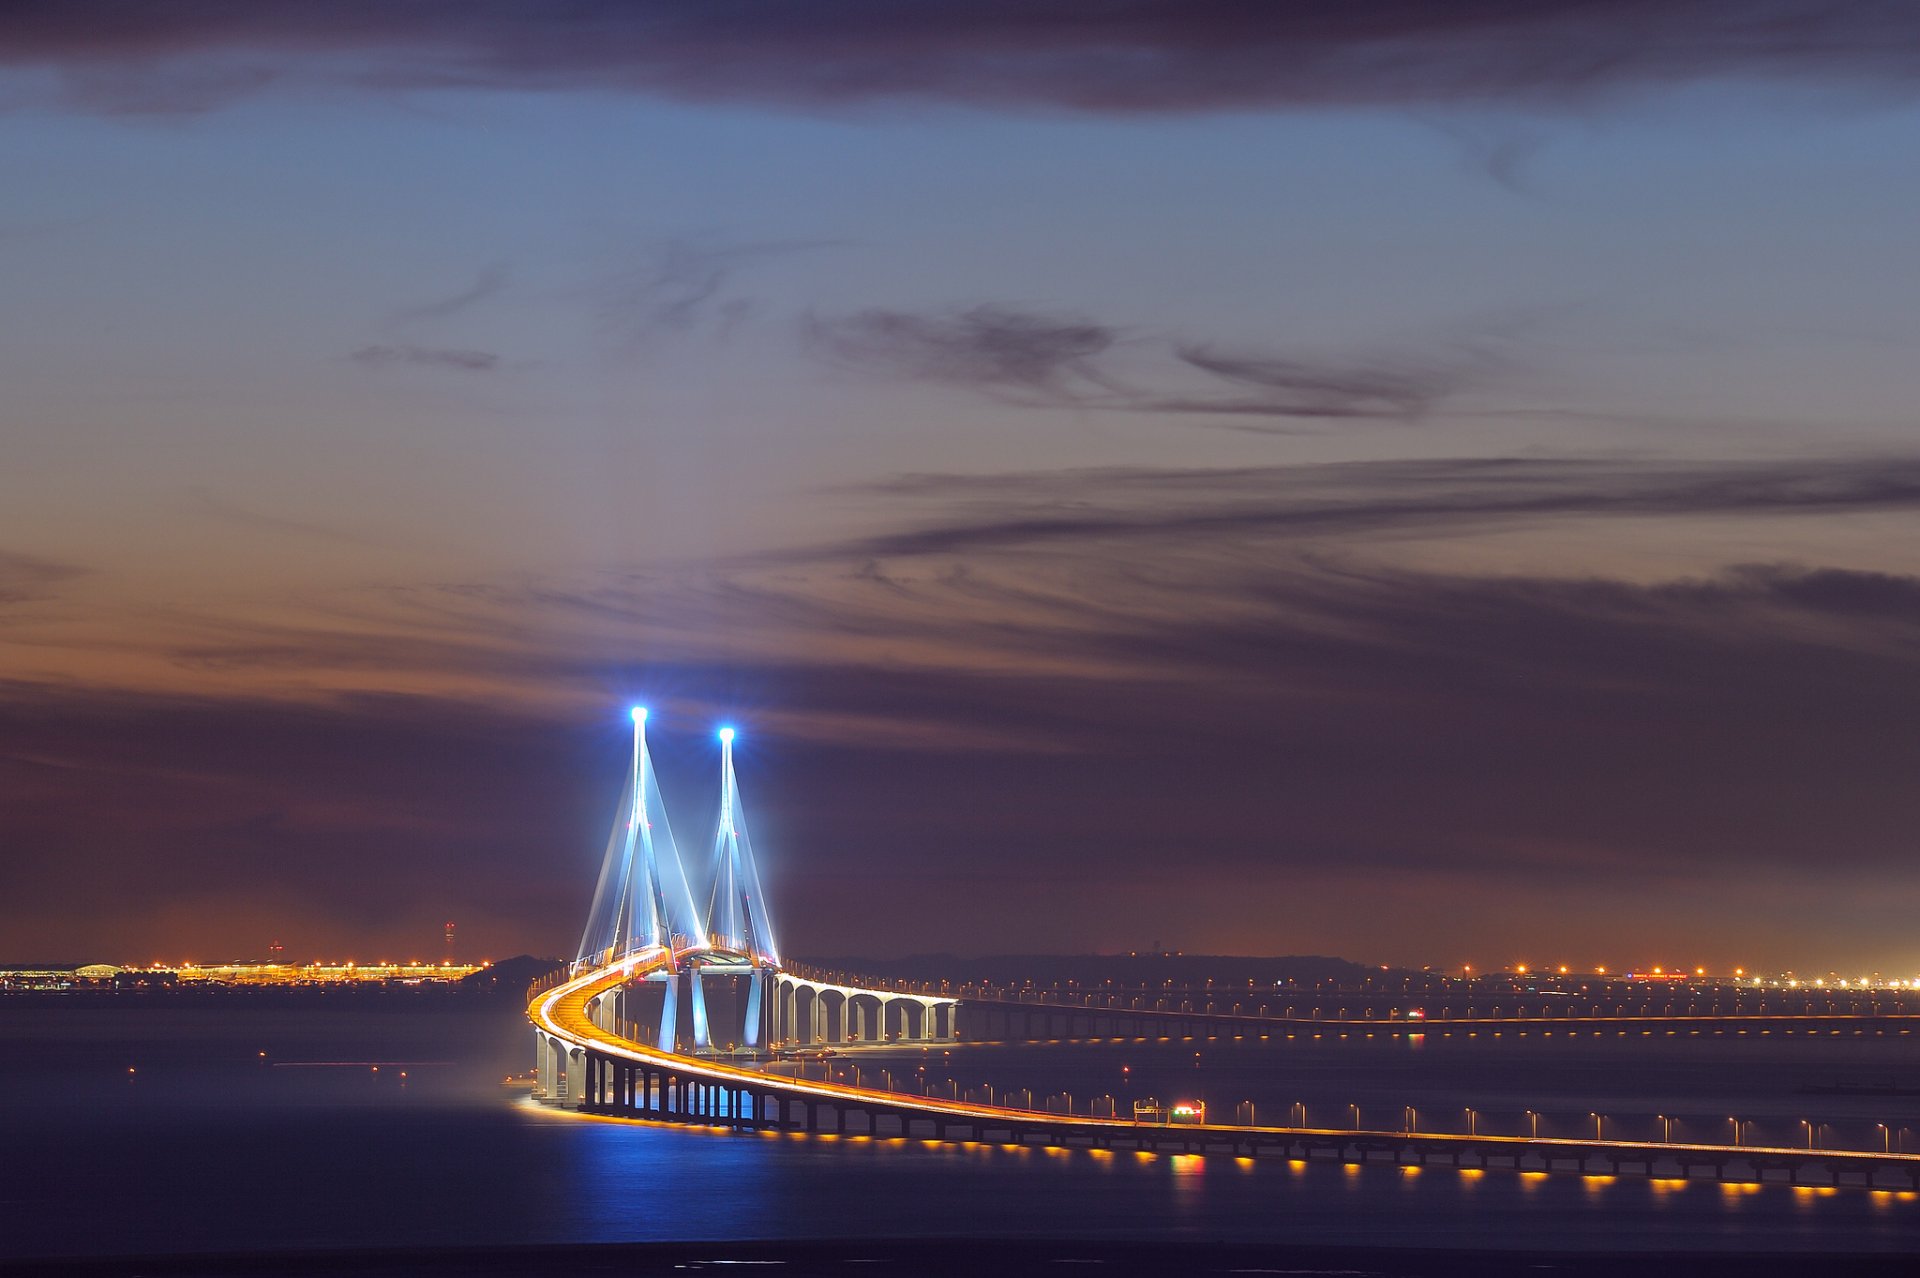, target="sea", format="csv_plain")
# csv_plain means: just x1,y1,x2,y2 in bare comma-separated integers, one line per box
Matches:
5,999,1920,1266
